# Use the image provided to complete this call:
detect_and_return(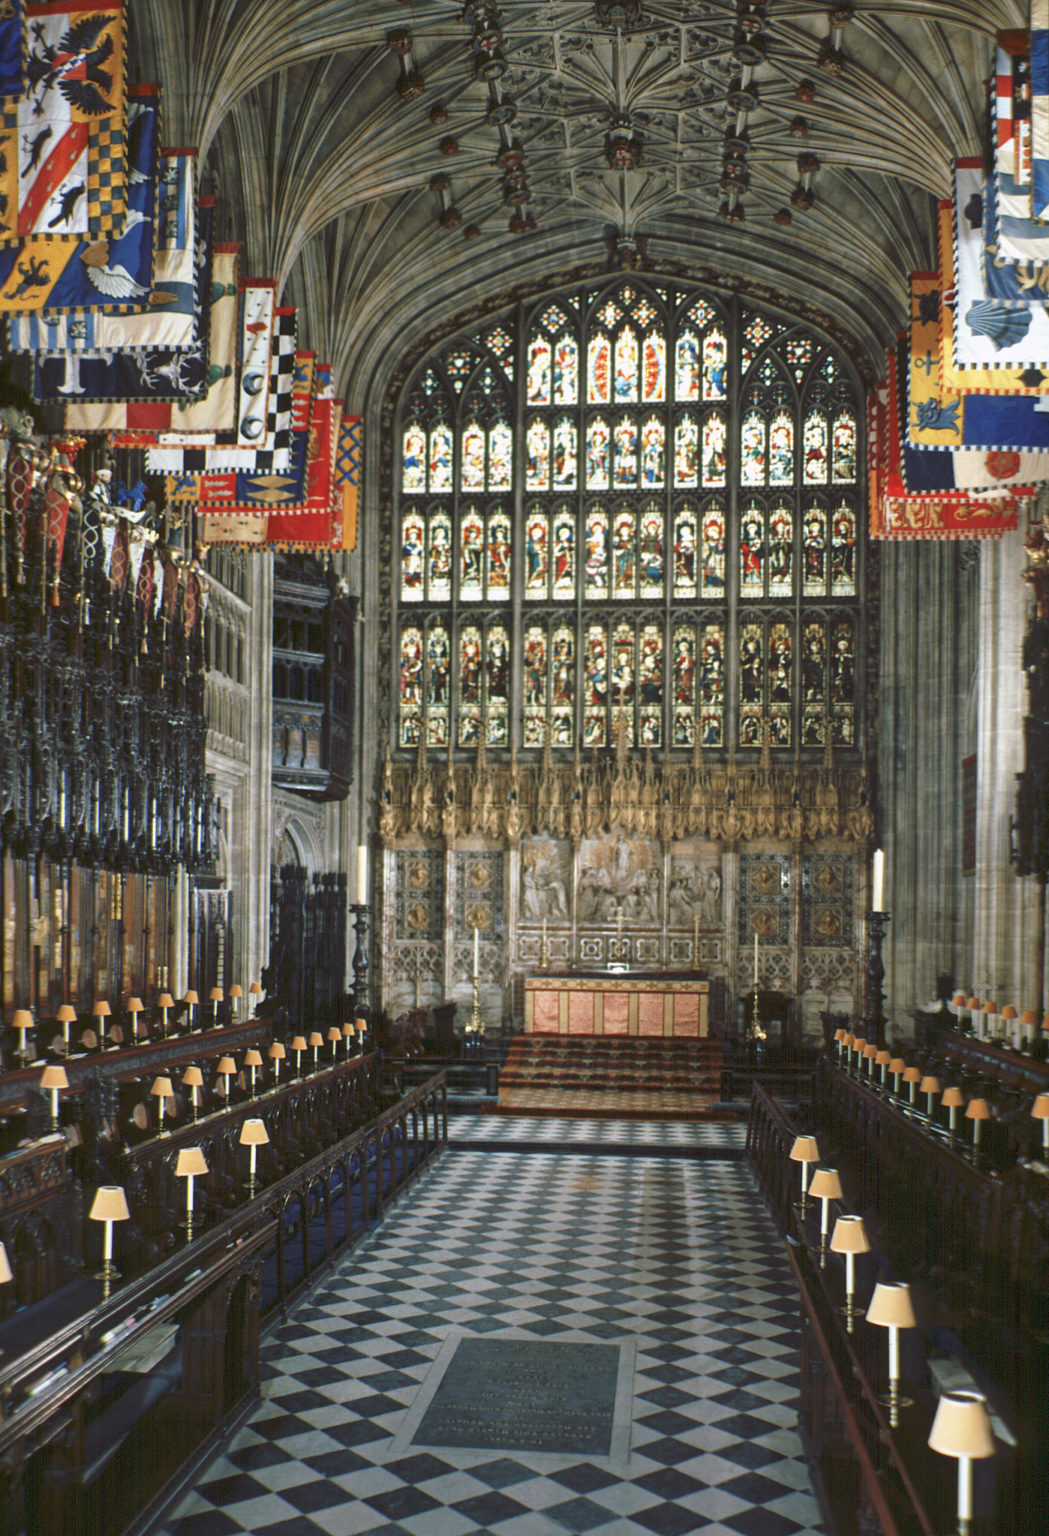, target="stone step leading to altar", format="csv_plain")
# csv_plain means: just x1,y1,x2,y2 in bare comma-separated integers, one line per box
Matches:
495,1034,733,1120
